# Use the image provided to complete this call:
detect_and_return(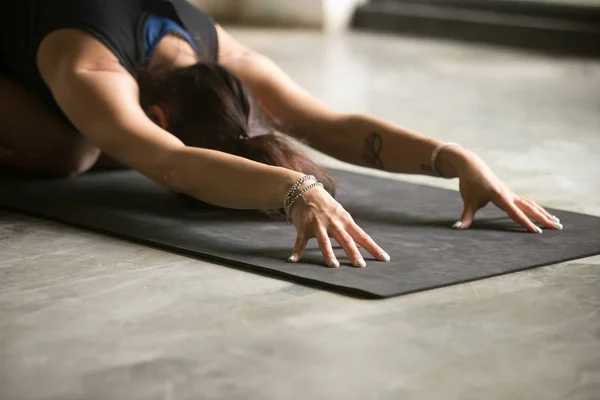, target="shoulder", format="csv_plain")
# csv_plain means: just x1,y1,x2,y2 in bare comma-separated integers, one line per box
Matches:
37,29,128,83
215,25,253,64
